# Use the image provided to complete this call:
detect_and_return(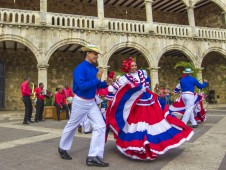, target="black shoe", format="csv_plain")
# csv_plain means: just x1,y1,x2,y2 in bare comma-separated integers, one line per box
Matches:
78,125,82,133
28,120,34,123
84,131,92,134
58,147,72,160
35,120,39,123
23,122,29,125
86,156,109,167
192,125,198,128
